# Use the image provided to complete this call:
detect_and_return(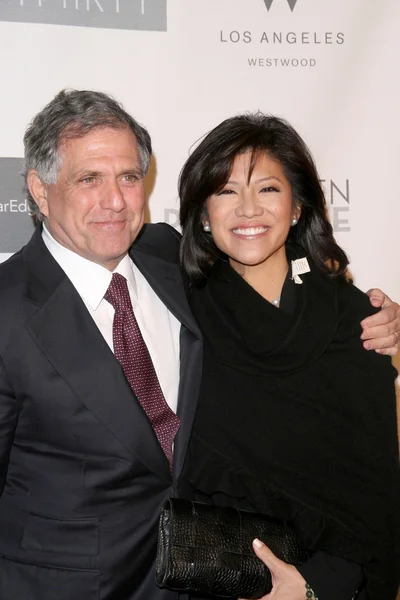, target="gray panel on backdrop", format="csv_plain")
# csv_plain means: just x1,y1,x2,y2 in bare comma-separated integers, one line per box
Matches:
0,158,35,253
0,0,166,32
